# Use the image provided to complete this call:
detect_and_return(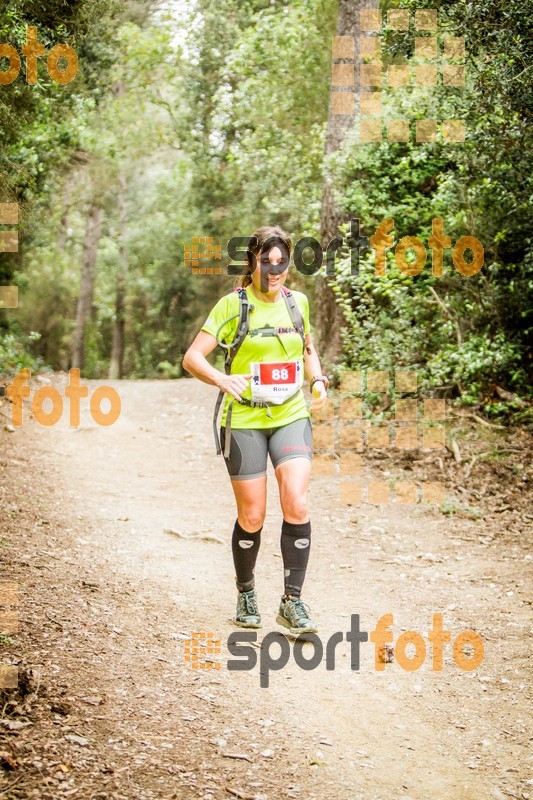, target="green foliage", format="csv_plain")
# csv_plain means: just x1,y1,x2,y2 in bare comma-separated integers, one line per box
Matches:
330,0,532,406
0,0,530,406
0,330,44,375
180,0,336,239
0,0,126,331
439,498,484,518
